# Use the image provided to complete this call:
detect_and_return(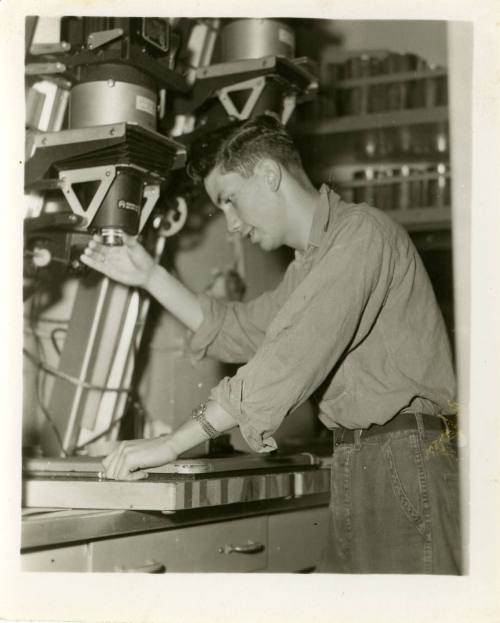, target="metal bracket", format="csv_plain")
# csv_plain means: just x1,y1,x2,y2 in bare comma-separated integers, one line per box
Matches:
25,62,67,76
139,185,161,232
87,28,124,51
281,93,297,125
216,76,266,120
159,197,188,238
29,42,72,56
59,166,117,227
